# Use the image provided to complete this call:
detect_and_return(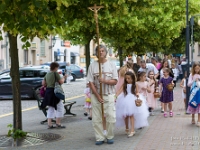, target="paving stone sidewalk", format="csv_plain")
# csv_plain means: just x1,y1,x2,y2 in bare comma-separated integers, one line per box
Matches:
0,82,198,150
